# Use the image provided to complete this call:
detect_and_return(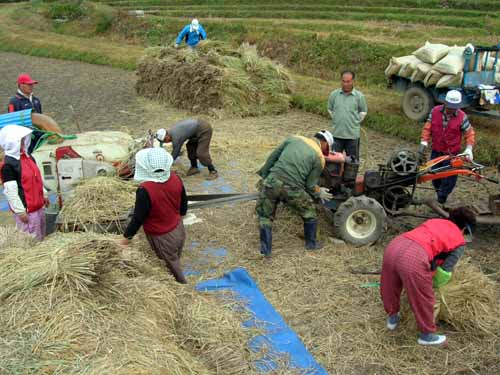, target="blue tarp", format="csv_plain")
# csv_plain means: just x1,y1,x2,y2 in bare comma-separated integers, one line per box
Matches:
196,268,328,375
0,109,33,130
